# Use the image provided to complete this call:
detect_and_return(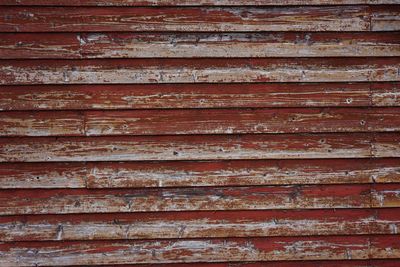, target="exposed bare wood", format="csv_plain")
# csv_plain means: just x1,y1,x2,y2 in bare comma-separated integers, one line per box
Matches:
86,158,400,188
1,0,399,6
371,83,400,106
0,162,87,189
0,6,376,32
1,184,398,215
2,158,399,189
2,33,400,59
1,209,399,242
0,108,399,137
1,58,399,85
1,159,399,189
0,133,386,162
0,111,84,136
0,236,398,266
372,184,400,208
371,6,400,31
0,83,377,111
84,107,400,136
62,260,400,267
1,1,399,265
